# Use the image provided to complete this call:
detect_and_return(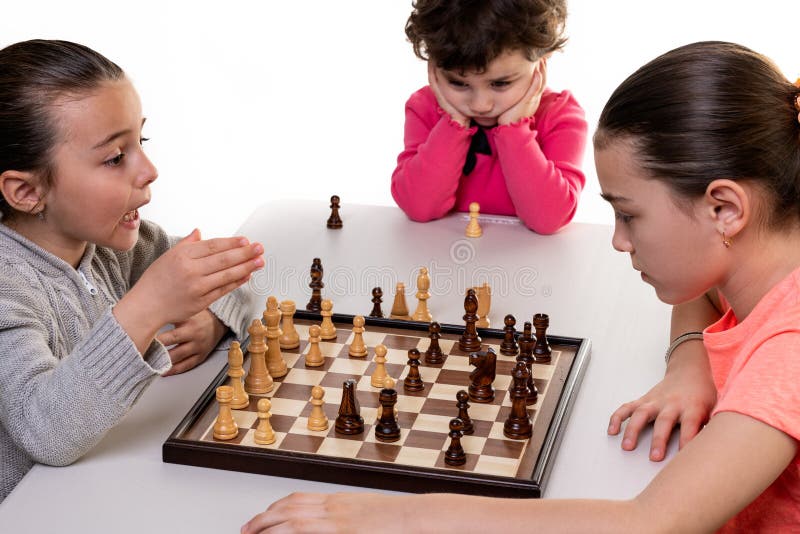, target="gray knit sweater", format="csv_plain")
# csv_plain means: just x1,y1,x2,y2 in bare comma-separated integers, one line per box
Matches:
0,217,252,502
